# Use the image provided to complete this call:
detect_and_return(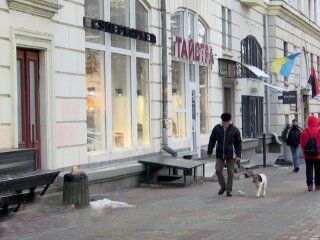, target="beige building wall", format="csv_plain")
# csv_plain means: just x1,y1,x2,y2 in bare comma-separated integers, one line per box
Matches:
0,0,87,169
